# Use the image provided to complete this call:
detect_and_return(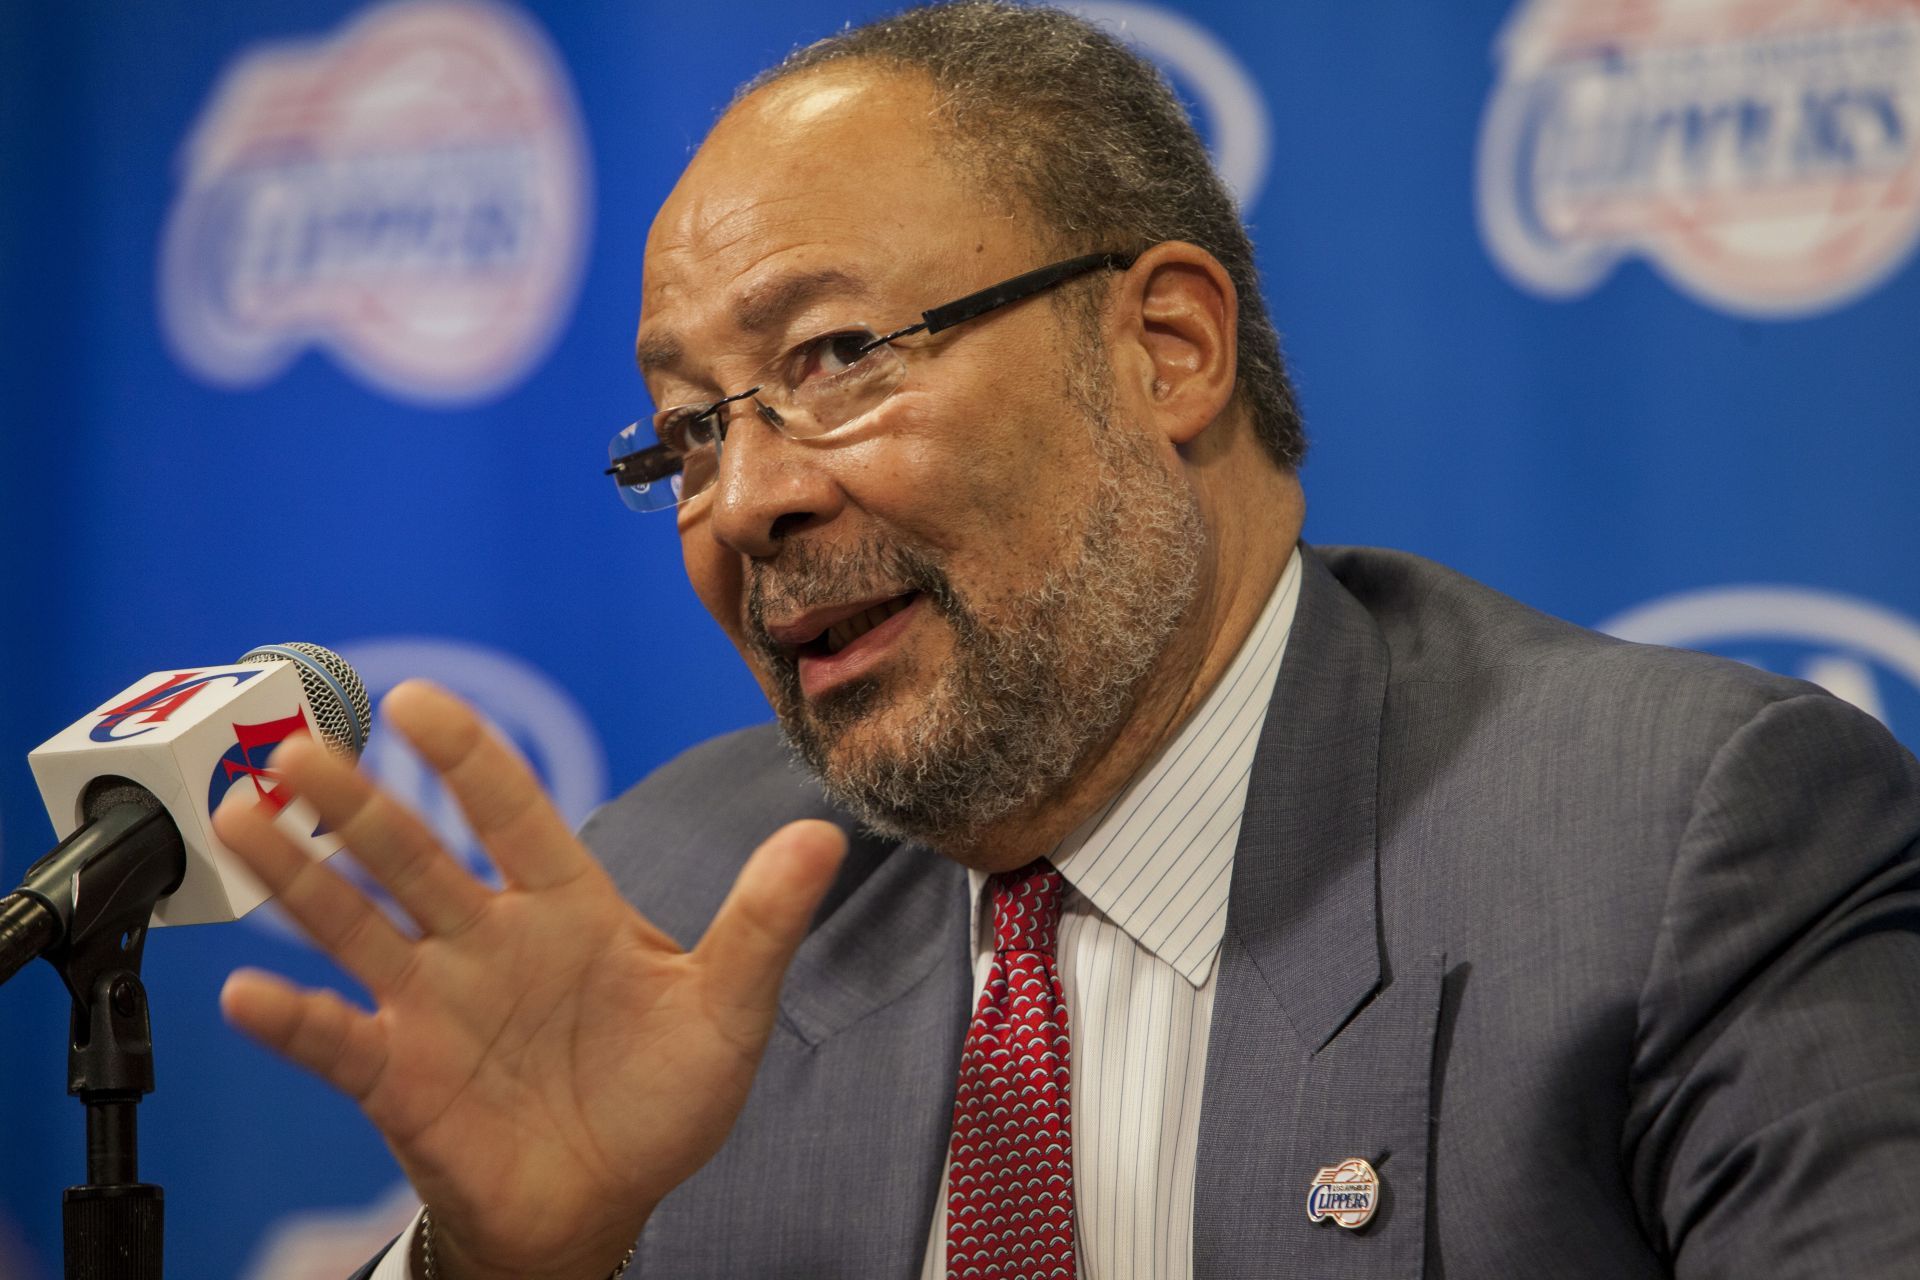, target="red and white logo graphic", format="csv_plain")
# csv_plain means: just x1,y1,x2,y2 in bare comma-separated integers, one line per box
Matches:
89,668,261,742
159,0,590,404
1477,0,1920,317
